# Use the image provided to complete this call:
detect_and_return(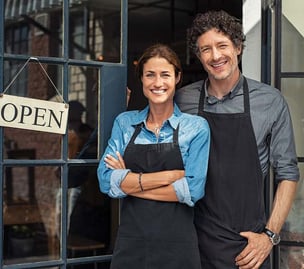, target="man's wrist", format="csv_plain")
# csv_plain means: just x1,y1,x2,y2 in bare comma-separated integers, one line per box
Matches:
263,227,281,245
